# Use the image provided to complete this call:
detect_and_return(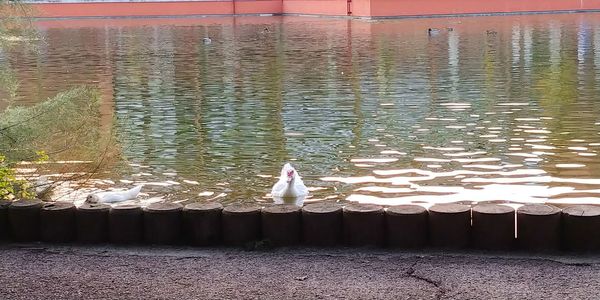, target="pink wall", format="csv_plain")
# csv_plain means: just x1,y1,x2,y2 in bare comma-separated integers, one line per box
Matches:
29,0,600,18
31,0,282,18
350,0,371,17
283,0,348,16
235,0,282,14
32,2,234,18
368,0,600,17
